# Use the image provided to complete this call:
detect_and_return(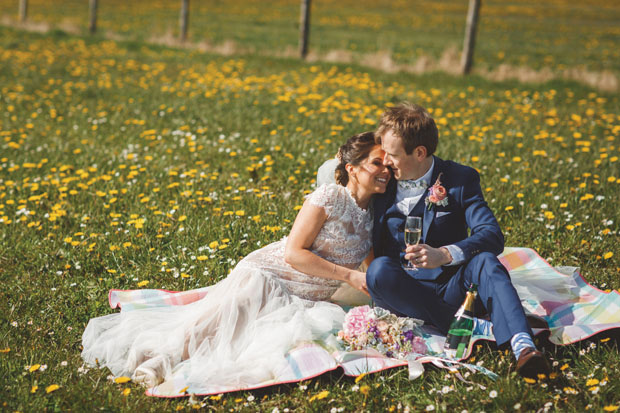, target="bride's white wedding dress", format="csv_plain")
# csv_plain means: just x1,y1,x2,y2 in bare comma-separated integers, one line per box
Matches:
81,183,372,392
